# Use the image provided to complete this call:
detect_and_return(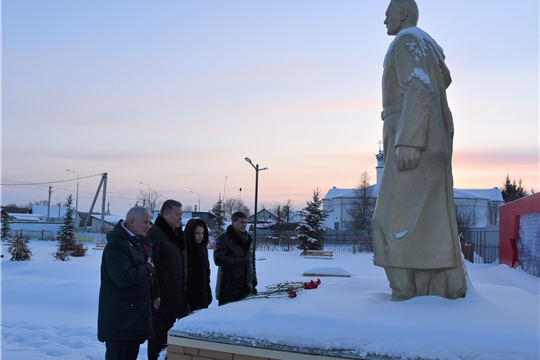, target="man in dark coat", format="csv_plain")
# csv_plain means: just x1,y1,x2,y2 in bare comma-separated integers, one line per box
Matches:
185,218,213,310
98,206,155,360
146,199,189,360
214,211,257,306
